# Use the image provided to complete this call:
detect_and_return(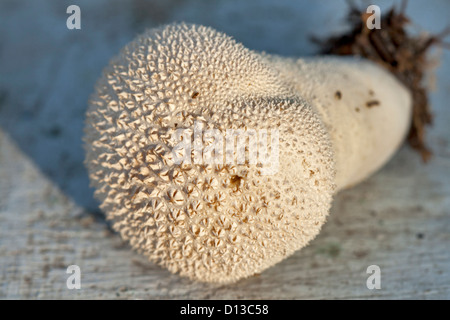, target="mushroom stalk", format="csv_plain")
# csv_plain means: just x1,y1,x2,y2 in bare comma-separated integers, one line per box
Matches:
84,24,412,283
265,55,412,190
